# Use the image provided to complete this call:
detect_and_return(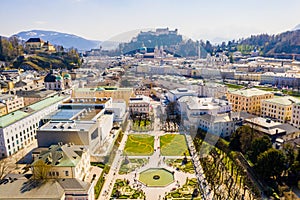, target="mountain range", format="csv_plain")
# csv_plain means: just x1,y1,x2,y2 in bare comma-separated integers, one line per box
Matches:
8,24,300,54
14,30,101,51
293,24,300,31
